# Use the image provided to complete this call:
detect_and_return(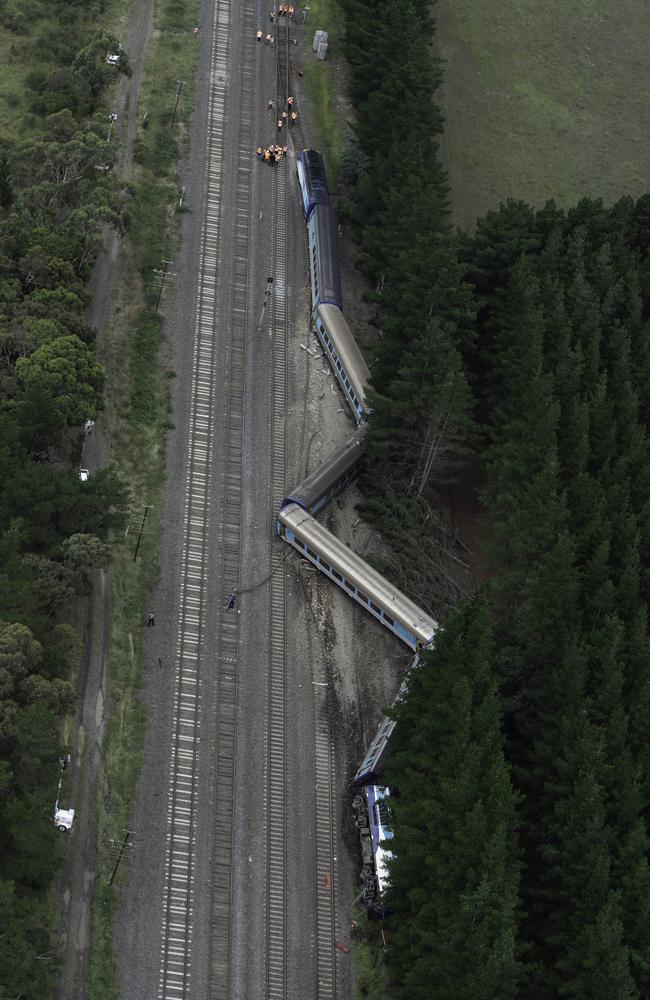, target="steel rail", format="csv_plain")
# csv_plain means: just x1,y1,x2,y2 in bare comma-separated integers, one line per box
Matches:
264,12,291,1000
206,0,257,994
284,16,339,1000
157,0,231,993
